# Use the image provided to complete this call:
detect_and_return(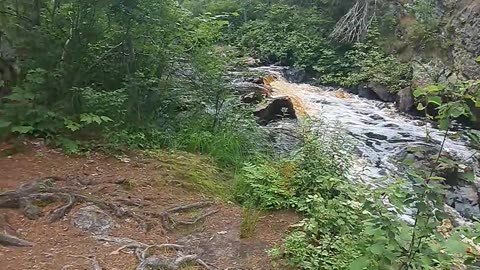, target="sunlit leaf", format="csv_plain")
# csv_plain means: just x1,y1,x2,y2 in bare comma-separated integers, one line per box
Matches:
445,238,467,255
438,118,450,130
349,257,369,270
100,116,113,122
11,126,34,134
427,96,442,106
0,120,12,128
369,243,385,255
413,88,426,97
429,176,446,181
462,171,475,183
